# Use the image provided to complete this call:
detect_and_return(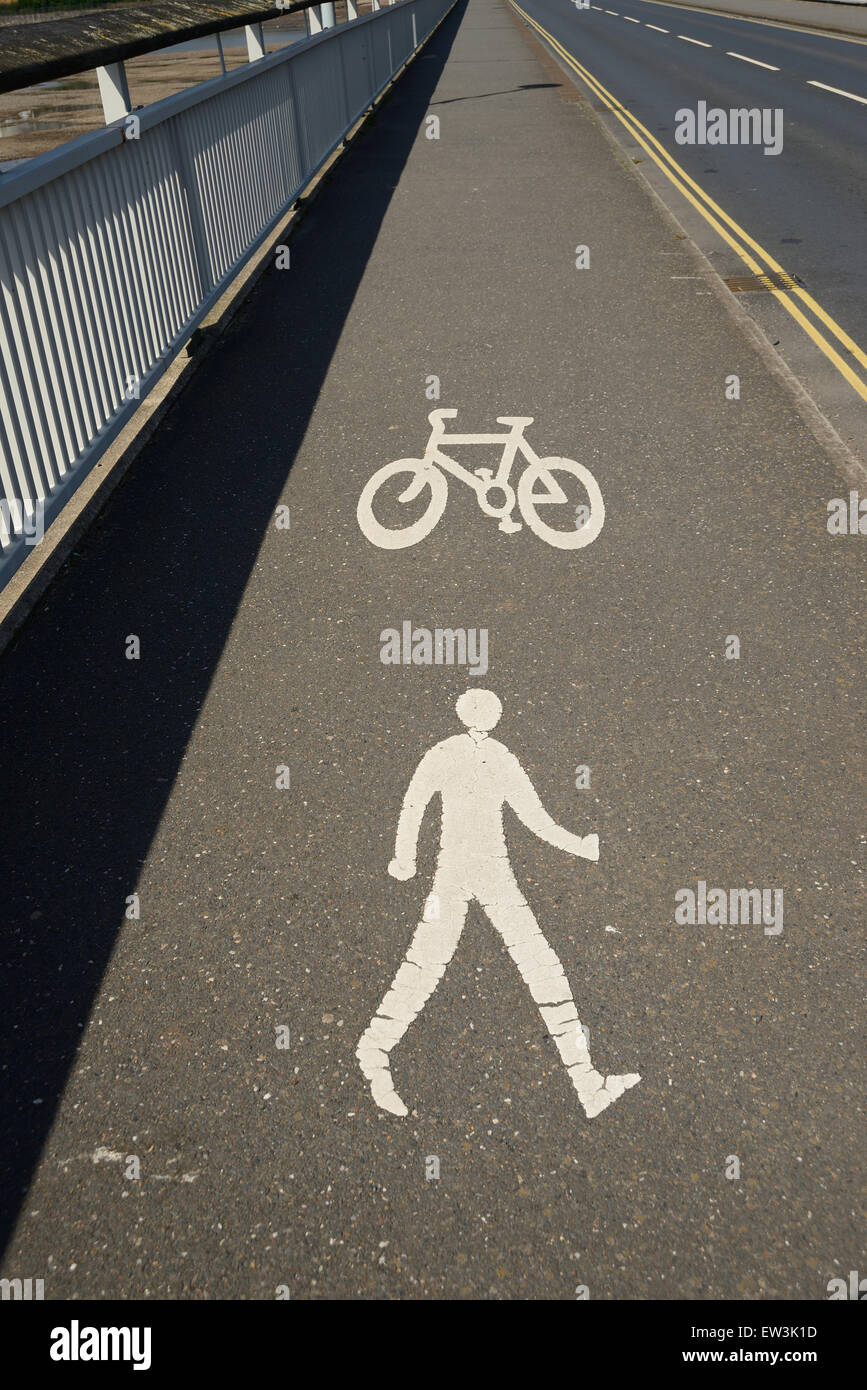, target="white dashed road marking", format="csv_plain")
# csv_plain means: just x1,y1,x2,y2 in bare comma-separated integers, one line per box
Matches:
577,10,867,149
727,51,780,71
807,80,867,105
